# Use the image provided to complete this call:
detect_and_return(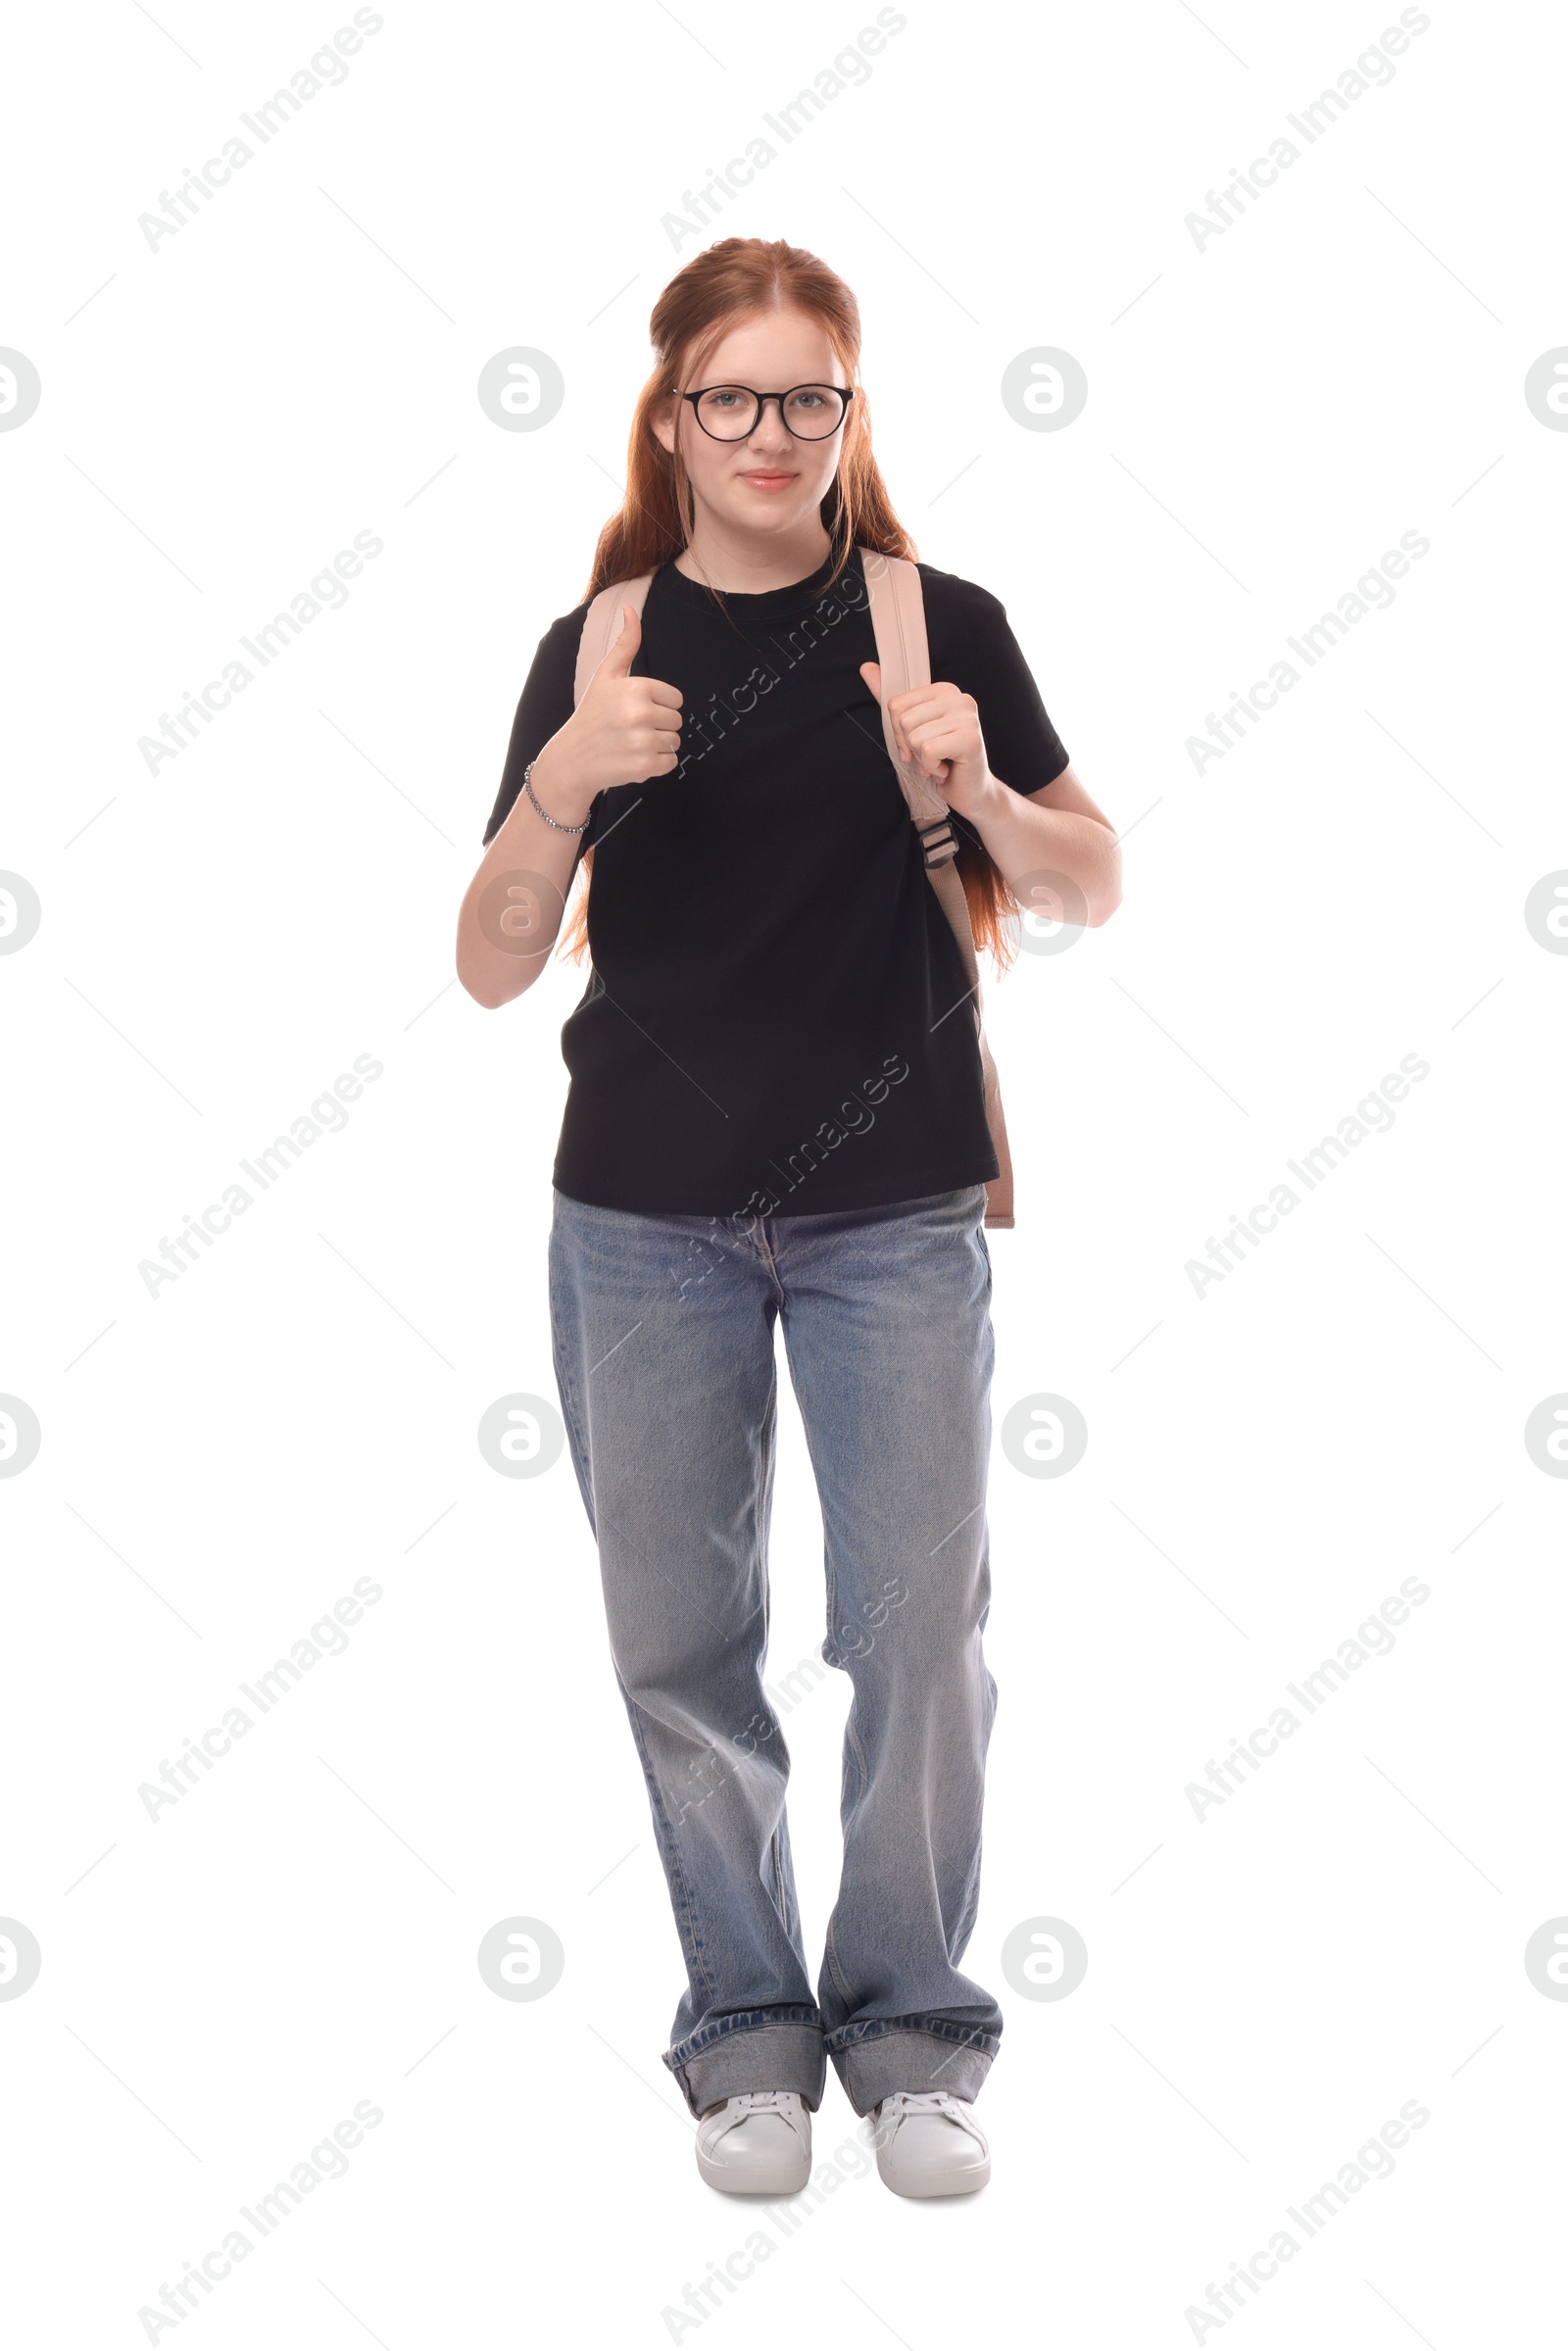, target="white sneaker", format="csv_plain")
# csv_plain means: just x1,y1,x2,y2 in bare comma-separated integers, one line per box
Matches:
870,2092,990,2197
695,2090,812,2194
